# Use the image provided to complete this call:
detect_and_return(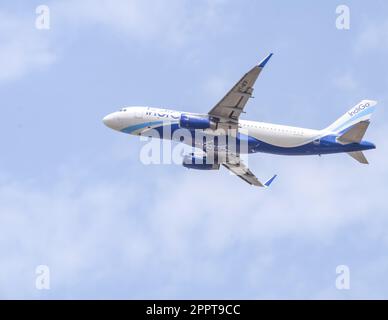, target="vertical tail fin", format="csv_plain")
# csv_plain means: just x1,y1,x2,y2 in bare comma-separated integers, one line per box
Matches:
325,100,377,134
